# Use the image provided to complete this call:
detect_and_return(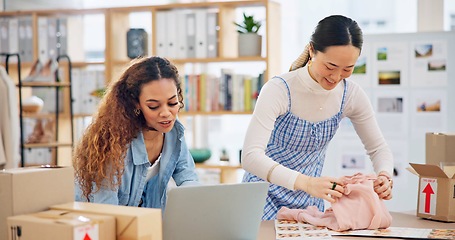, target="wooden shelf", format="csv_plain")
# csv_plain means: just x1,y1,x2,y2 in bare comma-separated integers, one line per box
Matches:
112,57,267,66
22,113,70,118
18,82,71,87
180,111,253,116
23,142,73,148
172,56,267,63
